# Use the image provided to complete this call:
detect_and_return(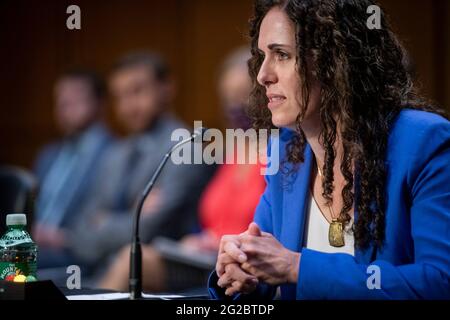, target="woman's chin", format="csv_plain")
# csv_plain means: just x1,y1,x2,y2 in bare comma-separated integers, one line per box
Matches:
271,114,295,129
